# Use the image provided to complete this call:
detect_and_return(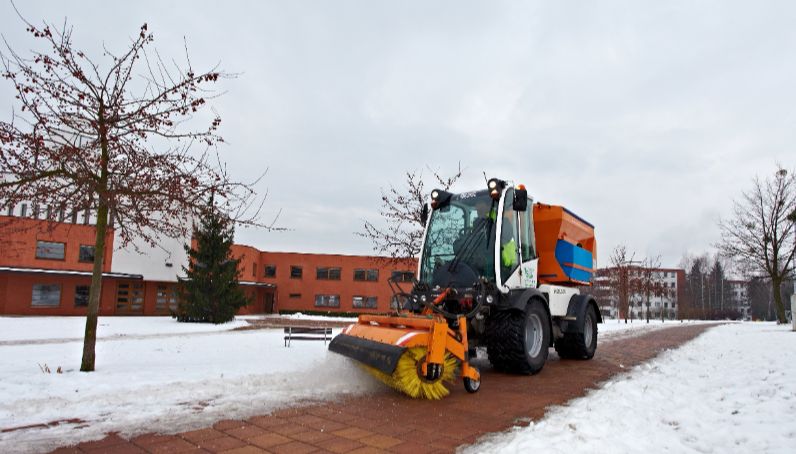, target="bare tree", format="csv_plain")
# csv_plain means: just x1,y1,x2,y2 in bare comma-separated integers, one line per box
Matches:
357,164,462,260
607,245,638,323
0,20,267,371
747,276,773,320
718,166,796,323
681,253,710,319
636,255,662,323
